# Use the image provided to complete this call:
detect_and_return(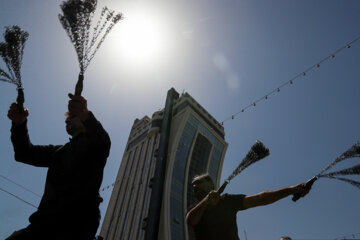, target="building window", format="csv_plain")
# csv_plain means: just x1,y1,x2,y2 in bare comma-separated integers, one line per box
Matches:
187,132,213,209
